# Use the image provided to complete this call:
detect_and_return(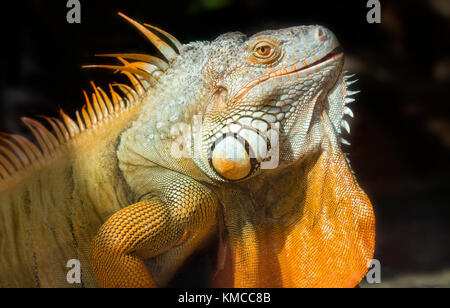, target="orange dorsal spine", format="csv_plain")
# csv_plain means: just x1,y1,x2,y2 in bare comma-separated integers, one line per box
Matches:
0,13,181,189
